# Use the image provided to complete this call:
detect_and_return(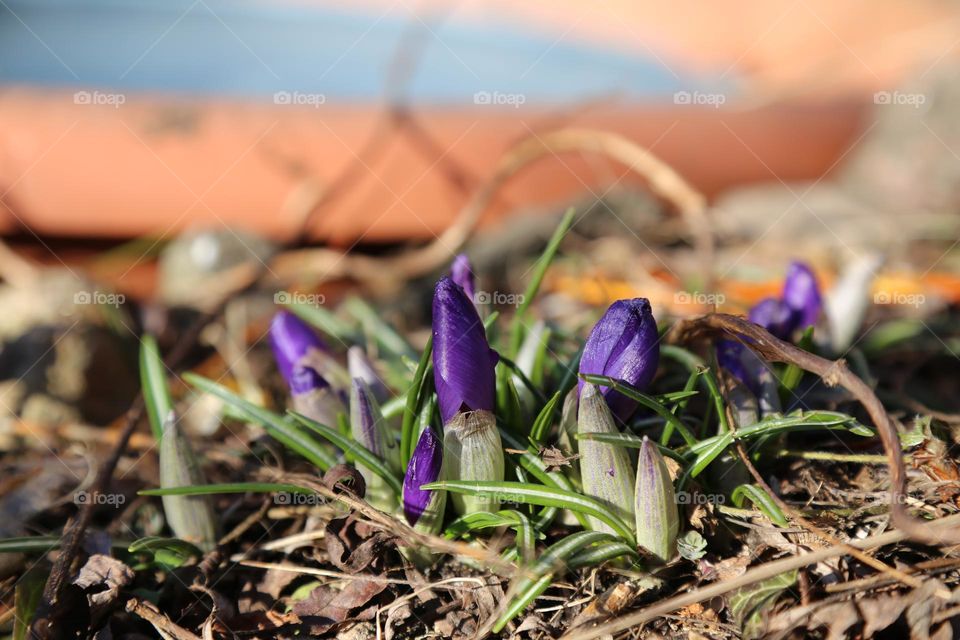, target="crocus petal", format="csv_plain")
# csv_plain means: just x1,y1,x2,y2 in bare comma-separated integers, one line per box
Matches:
578,299,660,421
402,427,443,525
270,311,327,385
782,260,822,331
747,297,794,340
290,365,328,395
432,277,499,424
634,437,679,563
450,253,477,303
